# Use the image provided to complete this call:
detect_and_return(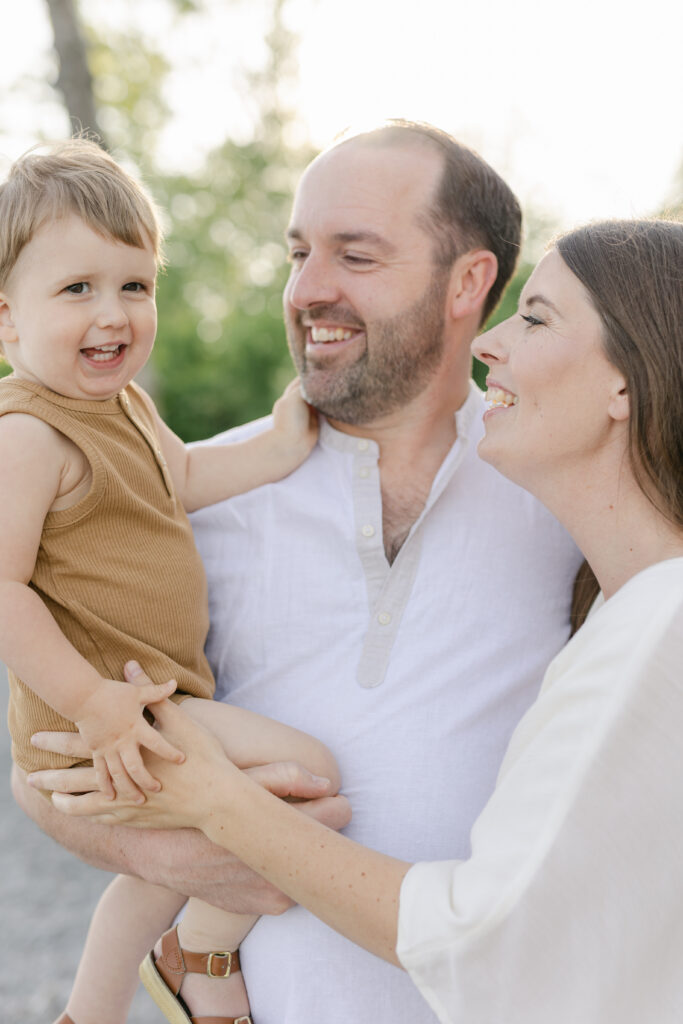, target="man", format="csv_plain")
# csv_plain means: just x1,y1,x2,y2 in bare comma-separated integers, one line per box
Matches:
16,122,582,1023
